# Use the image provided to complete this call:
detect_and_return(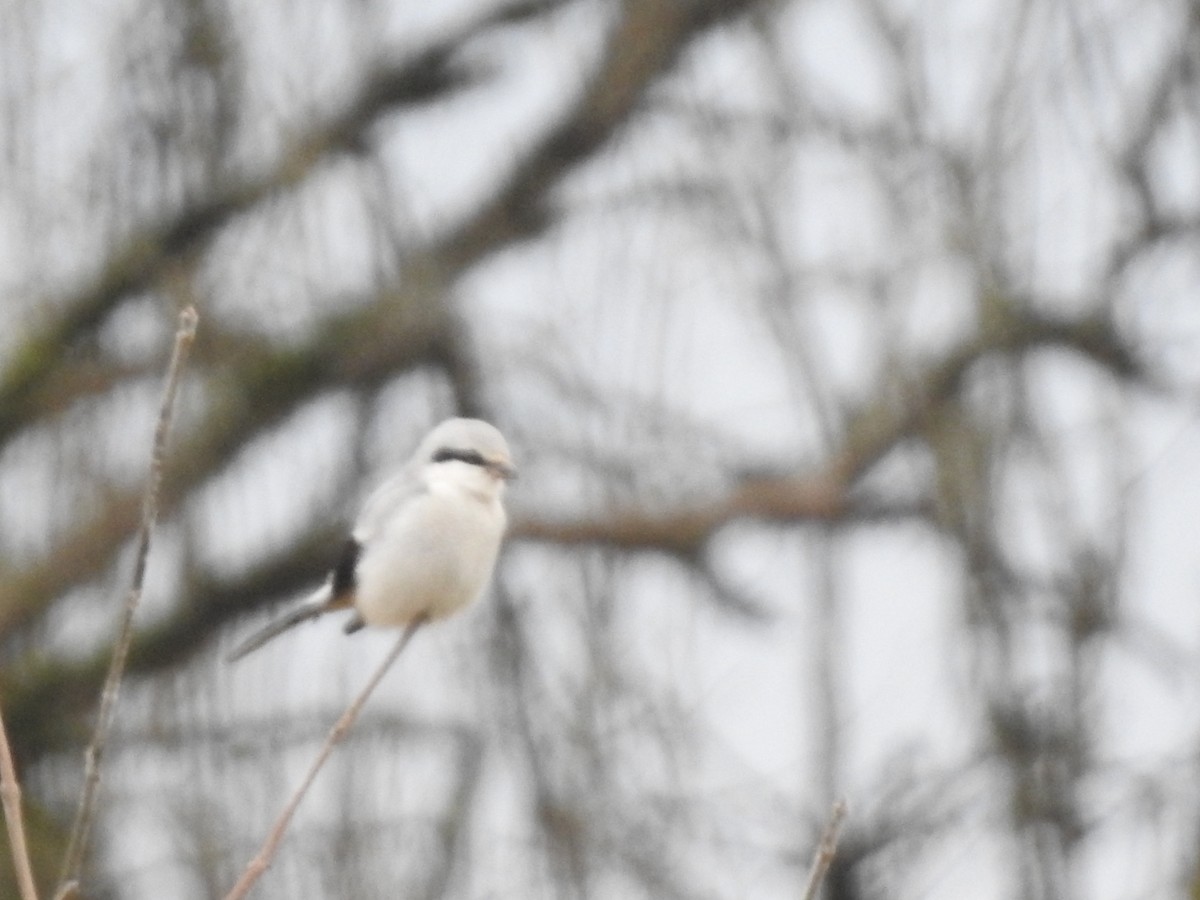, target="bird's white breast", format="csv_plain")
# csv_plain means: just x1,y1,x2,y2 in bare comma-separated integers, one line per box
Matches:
352,470,506,627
